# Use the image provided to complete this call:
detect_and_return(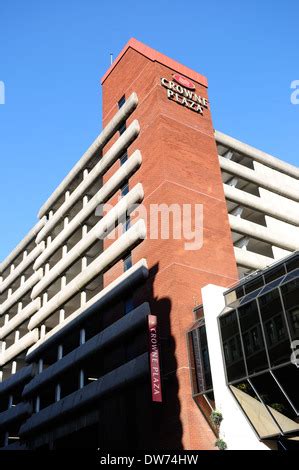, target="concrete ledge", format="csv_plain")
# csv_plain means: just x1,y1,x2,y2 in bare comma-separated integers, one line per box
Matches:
0,329,39,367
216,130,299,179
224,184,299,227
31,183,144,299
0,365,33,397
234,247,274,270
38,92,139,218
26,258,148,361
0,217,47,273
229,214,299,252
219,156,299,203
0,270,43,316
36,120,140,244
23,302,150,397
19,352,149,437
0,402,32,430
0,298,41,340
29,220,146,330
0,243,45,294
34,151,142,270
